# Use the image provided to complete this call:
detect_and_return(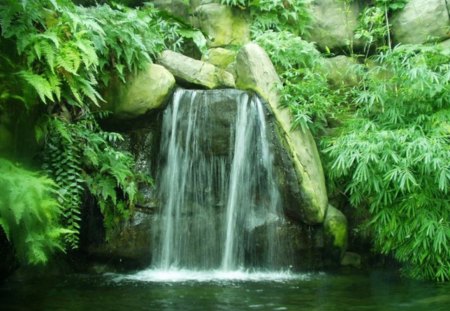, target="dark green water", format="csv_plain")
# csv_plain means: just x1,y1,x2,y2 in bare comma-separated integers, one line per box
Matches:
1,270,449,311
